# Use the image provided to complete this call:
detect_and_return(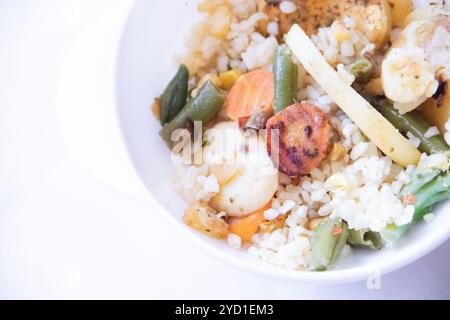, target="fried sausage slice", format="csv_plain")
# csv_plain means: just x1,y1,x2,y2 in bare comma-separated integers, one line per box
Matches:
266,102,333,177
